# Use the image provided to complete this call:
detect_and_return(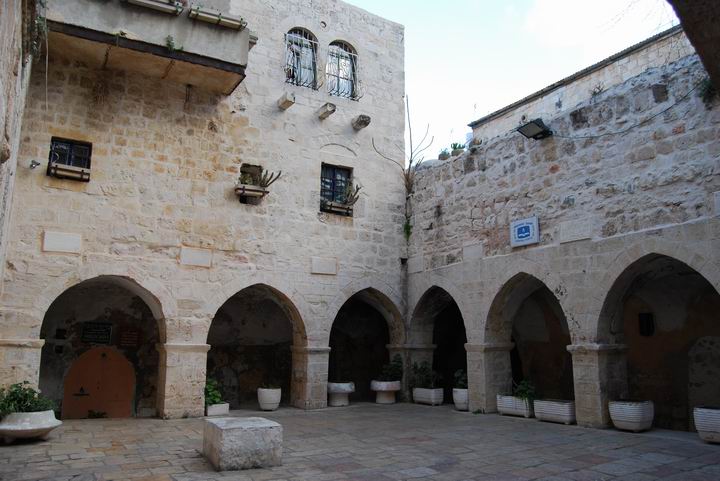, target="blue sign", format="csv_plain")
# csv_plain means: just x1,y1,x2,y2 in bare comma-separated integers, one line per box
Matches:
510,216,539,247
